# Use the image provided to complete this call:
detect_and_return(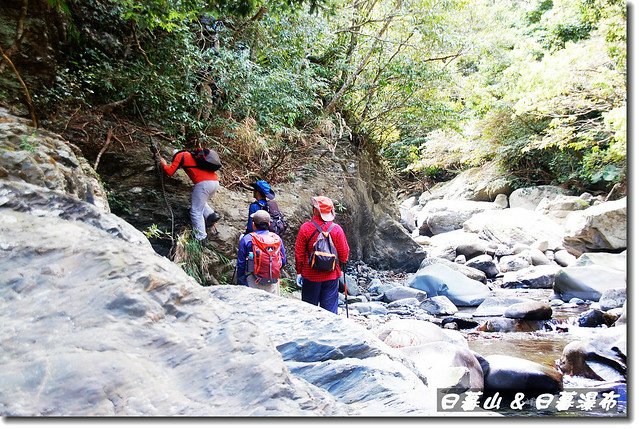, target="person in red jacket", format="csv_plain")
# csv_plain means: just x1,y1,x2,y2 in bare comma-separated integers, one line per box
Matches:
155,150,221,242
295,196,350,314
